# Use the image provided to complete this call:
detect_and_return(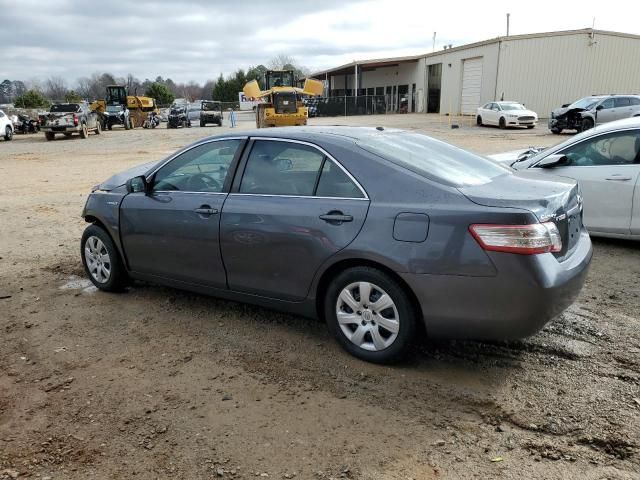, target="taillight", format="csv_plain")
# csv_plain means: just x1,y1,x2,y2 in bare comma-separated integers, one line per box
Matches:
469,222,562,255
73,114,78,126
